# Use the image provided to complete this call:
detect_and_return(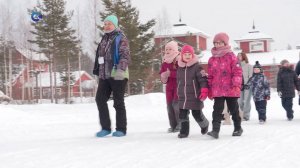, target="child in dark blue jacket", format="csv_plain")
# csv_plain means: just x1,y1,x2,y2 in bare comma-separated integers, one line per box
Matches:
244,61,270,124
